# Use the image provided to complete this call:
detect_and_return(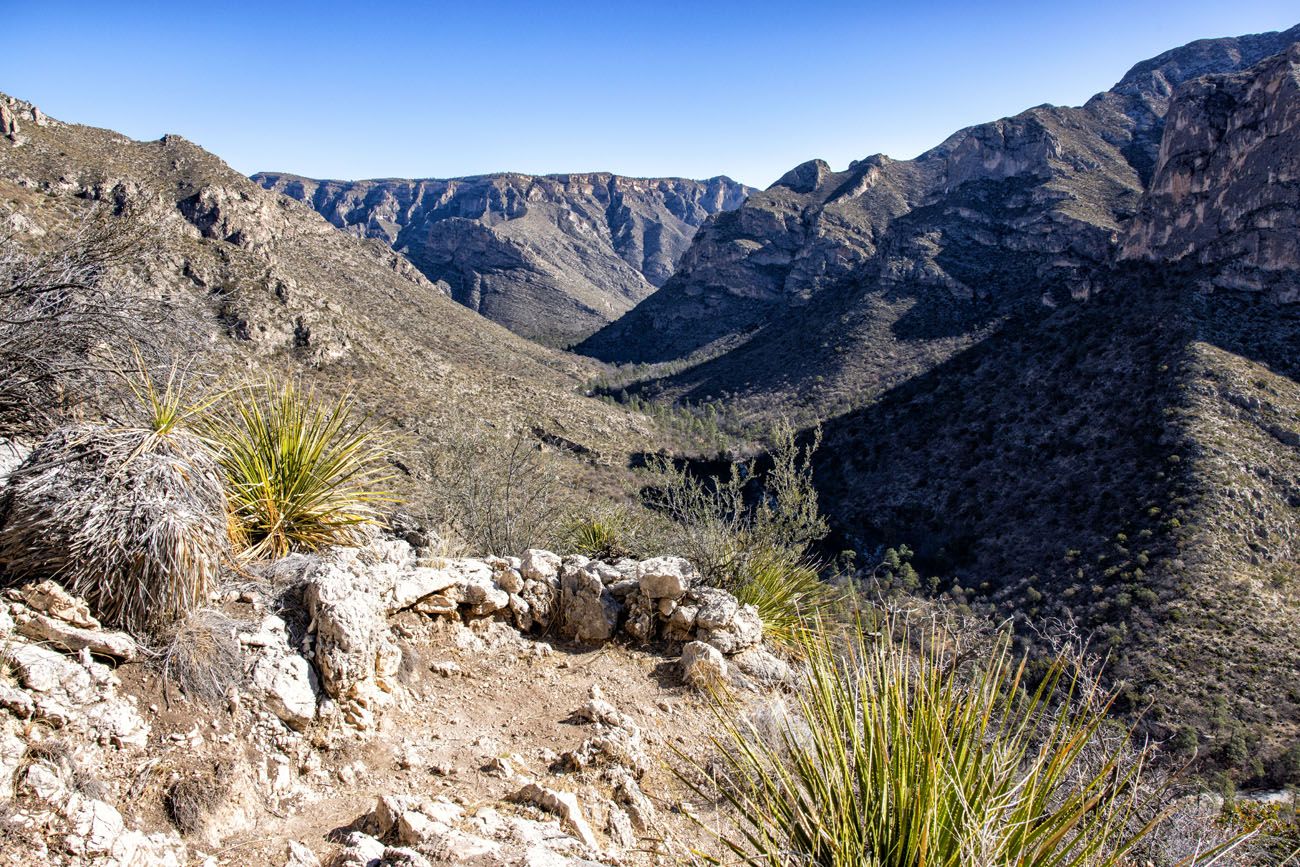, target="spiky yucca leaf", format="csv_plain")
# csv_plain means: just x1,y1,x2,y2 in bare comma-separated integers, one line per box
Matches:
681,614,1243,867
731,547,841,652
208,380,393,559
